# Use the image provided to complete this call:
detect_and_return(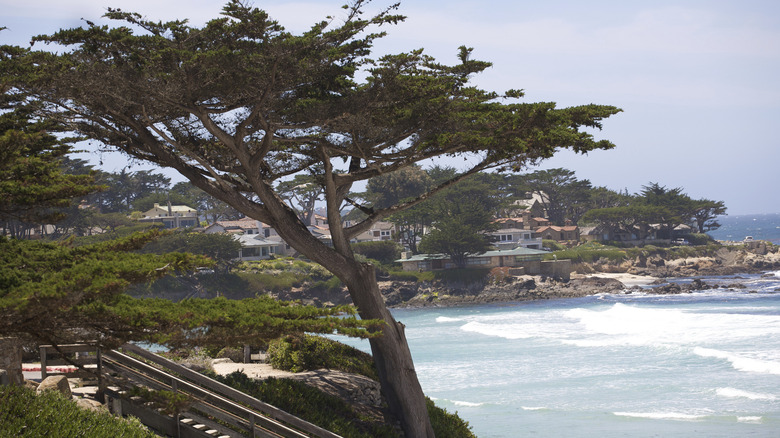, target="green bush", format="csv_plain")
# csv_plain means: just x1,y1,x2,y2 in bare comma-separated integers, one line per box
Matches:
427,398,477,438
0,385,156,437
388,270,436,282
545,247,627,263
351,241,402,265
205,371,475,438
207,371,397,438
542,239,566,251
268,334,378,380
